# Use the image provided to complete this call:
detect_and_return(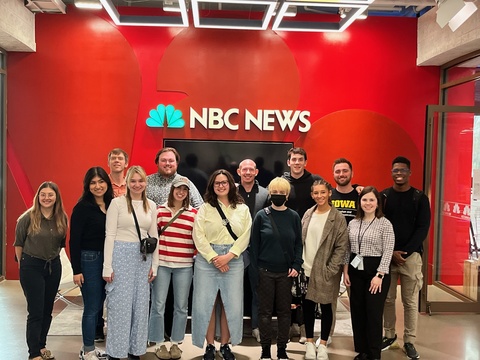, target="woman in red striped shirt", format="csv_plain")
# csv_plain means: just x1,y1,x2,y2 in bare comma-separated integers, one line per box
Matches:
148,176,198,360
